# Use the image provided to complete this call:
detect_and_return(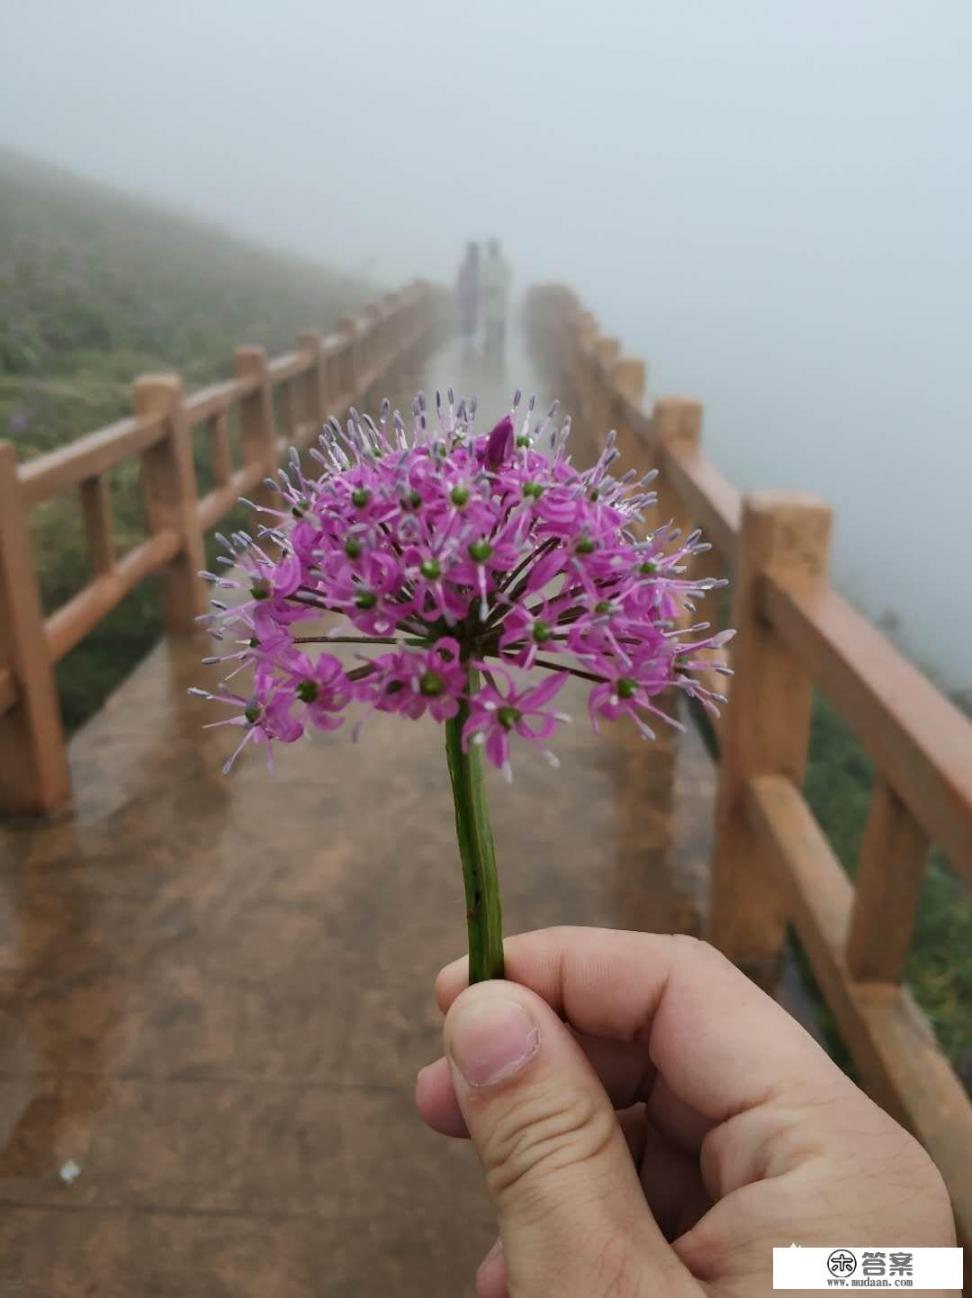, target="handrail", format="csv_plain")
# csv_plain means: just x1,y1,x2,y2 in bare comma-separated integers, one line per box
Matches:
266,350,315,383
45,529,183,663
0,280,444,815
762,577,972,884
184,378,251,423
659,439,741,565
18,413,166,506
523,280,972,1247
